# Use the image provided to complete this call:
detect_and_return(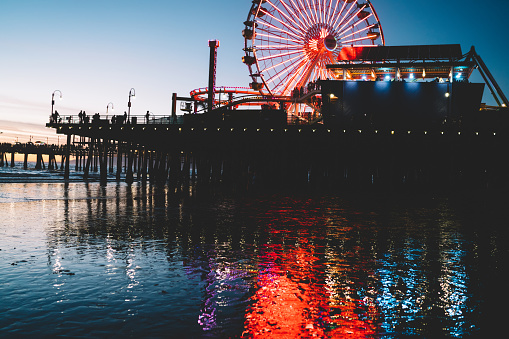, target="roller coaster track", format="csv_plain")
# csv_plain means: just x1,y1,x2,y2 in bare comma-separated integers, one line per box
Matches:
190,86,321,114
